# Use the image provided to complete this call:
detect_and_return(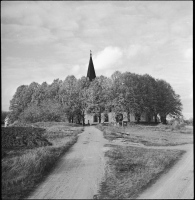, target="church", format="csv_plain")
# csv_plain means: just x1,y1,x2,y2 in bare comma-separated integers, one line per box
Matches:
84,51,153,125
